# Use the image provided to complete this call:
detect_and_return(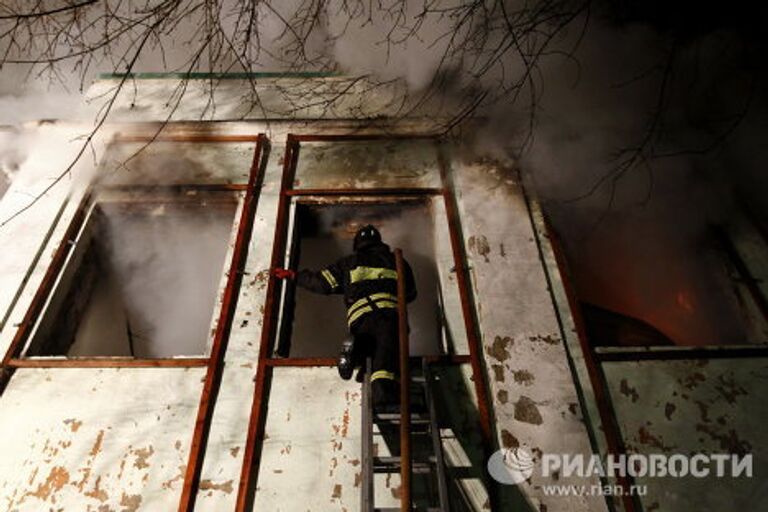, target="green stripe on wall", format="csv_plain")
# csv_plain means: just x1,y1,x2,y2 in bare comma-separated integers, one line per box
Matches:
98,71,342,80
